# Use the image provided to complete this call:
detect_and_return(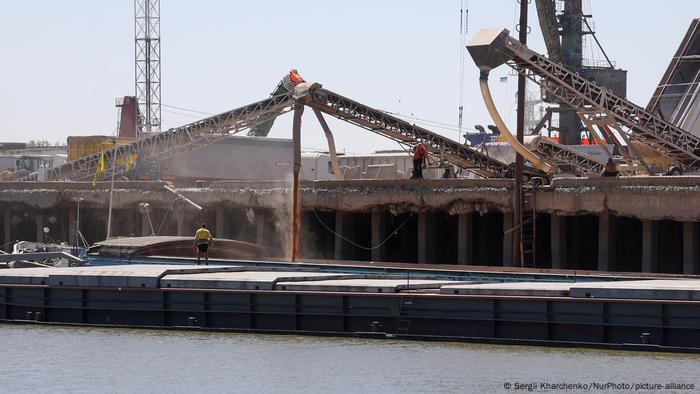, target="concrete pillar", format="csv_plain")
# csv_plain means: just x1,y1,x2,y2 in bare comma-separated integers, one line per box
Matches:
418,212,435,264
371,211,386,262
255,209,266,247
176,211,187,236
400,215,414,263
642,220,658,273
61,212,75,245
457,213,474,265
683,222,699,275
502,212,514,267
334,212,355,260
334,212,344,260
35,213,44,243
597,211,616,271
551,214,567,269
216,207,225,239
68,208,76,248
3,209,11,252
